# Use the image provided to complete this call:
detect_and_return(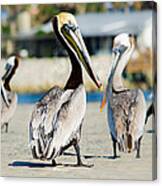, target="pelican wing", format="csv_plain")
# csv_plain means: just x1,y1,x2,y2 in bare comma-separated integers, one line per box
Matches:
110,90,138,140
109,89,146,151
1,90,17,125
29,86,64,157
30,86,64,136
1,82,10,107
29,85,86,160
